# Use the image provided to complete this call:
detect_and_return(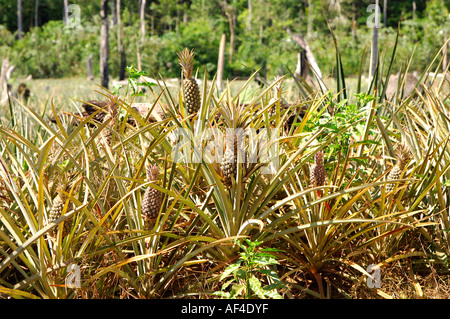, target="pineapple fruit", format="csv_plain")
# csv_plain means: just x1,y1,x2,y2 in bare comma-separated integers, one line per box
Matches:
221,128,245,187
386,143,411,193
310,151,325,188
177,48,201,115
142,164,162,225
46,184,72,237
